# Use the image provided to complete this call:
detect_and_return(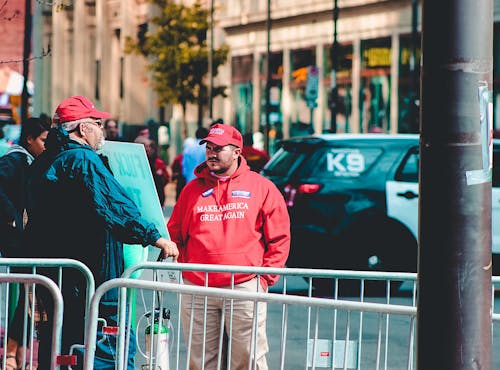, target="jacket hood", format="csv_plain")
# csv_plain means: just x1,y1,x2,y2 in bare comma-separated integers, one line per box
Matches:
45,126,93,154
192,156,251,206
4,144,34,164
45,127,73,154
